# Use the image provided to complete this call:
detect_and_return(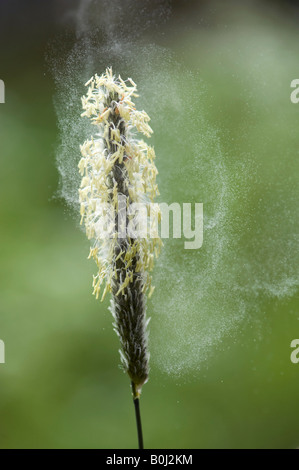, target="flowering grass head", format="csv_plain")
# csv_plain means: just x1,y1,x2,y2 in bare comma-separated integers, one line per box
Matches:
79,67,162,395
